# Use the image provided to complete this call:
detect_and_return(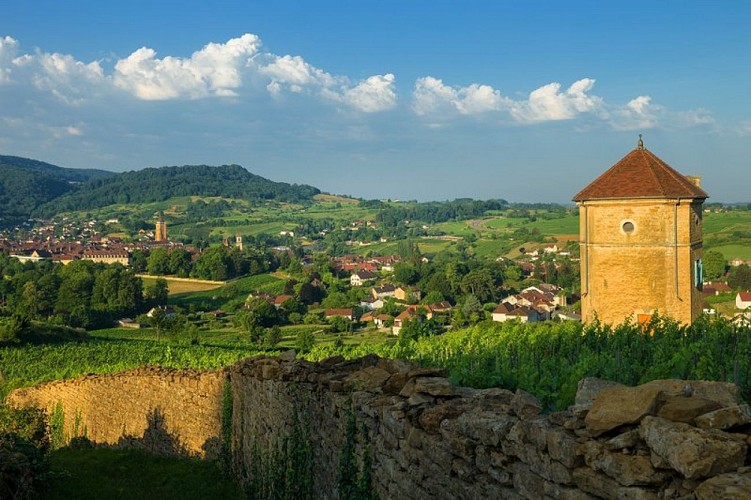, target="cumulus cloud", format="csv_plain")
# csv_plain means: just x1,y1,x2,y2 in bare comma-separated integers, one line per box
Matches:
608,96,659,130
505,78,603,123
113,34,261,100
412,77,501,116
0,33,398,114
259,54,336,95
334,73,397,112
13,52,105,105
0,36,20,84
